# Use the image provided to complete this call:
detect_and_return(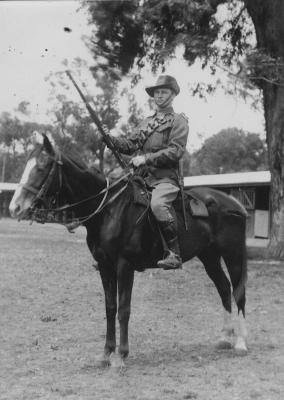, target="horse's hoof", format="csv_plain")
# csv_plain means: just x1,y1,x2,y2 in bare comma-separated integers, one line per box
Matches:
234,337,248,356
235,346,248,356
216,338,233,349
94,355,111,368
110,354,126,372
